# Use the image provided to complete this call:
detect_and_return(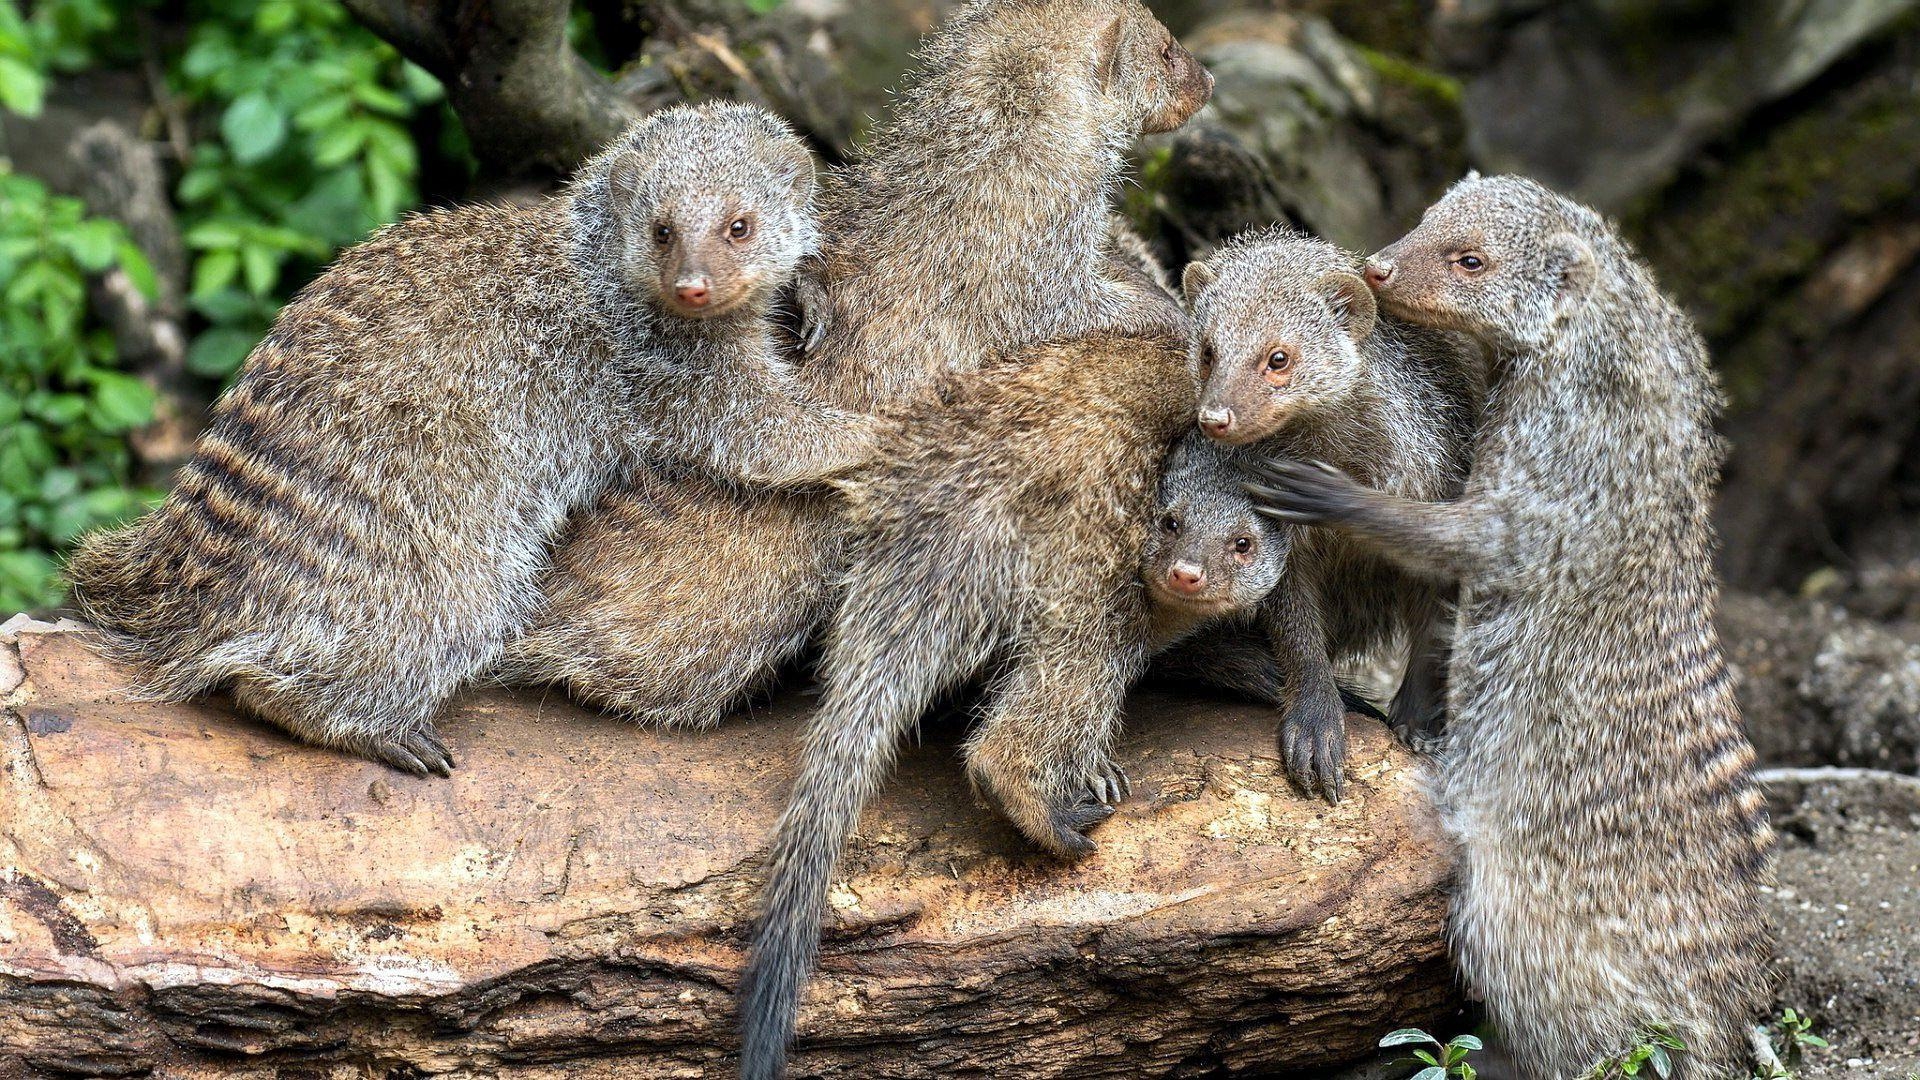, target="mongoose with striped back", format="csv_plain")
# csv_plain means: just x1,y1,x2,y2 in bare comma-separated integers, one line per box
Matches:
498,0,1214,728
65,103,862,774
1244,174,1772,1078
1181,229,1483,799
